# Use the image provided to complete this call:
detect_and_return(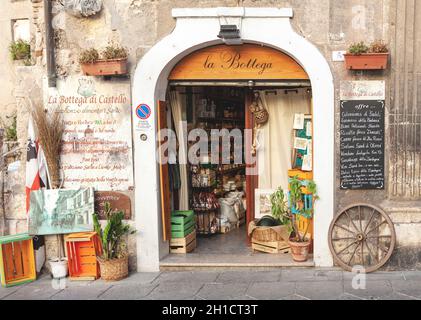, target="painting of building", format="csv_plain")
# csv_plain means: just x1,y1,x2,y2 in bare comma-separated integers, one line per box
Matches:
28,188,94,236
